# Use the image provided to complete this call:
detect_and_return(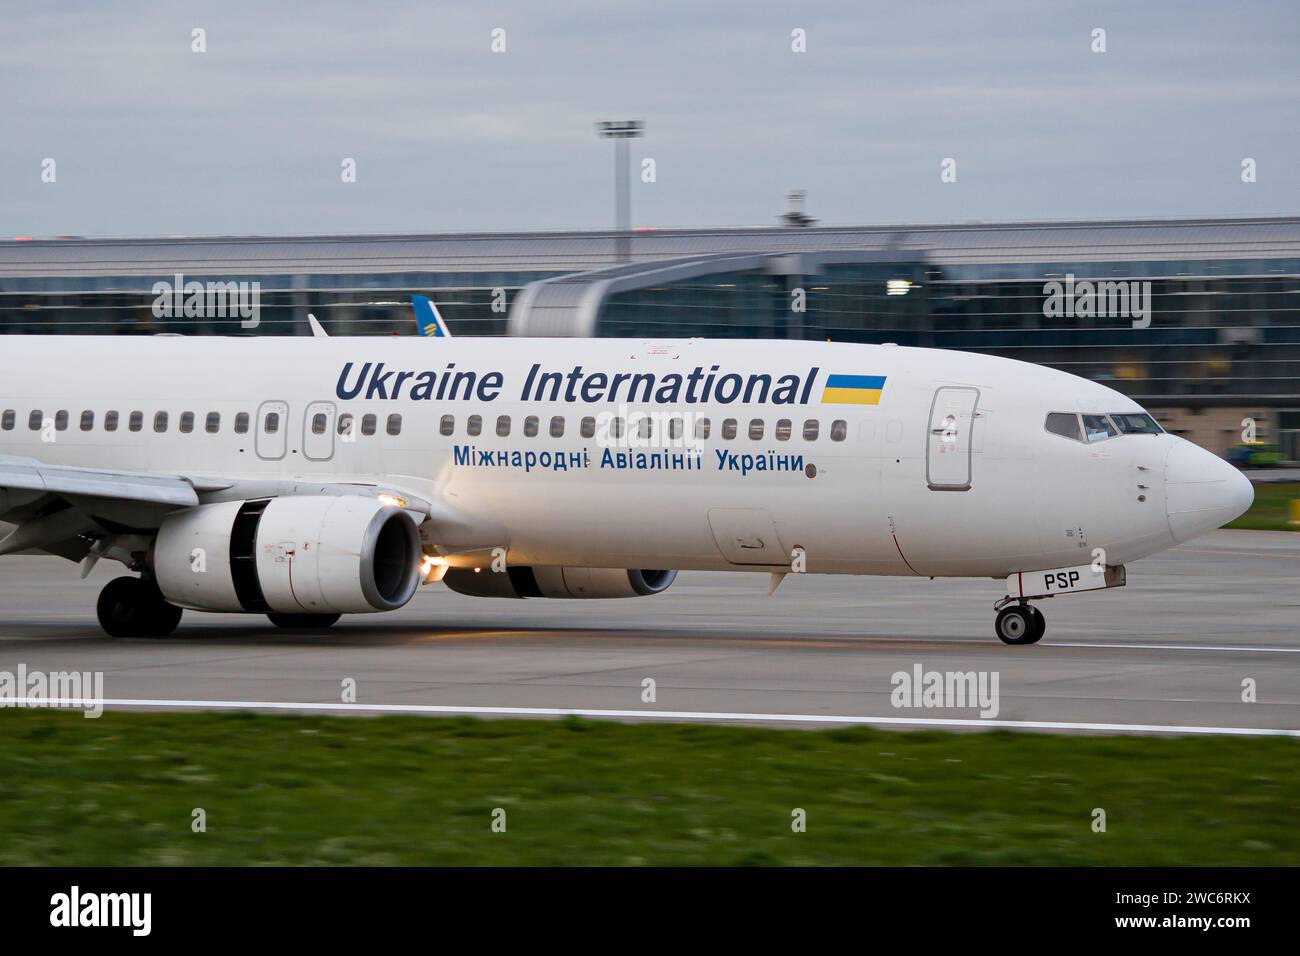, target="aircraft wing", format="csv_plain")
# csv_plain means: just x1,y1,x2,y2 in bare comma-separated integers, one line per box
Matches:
0,455,502,562
0,455,210,510
0,455,234,558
